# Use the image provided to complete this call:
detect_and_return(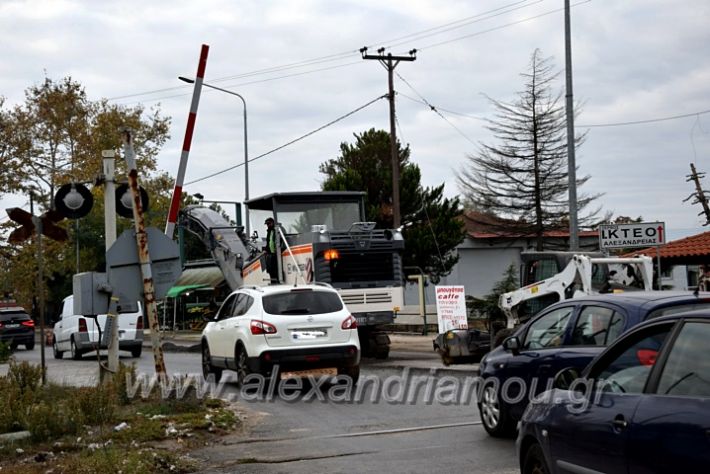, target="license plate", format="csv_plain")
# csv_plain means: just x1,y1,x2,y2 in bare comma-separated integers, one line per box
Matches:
291,330,327,340
280,367,337,380
5,323,20,329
